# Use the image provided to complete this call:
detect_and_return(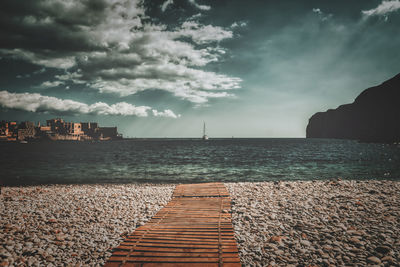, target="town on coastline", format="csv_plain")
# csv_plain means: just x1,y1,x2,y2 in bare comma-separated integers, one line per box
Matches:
0,118,122,142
